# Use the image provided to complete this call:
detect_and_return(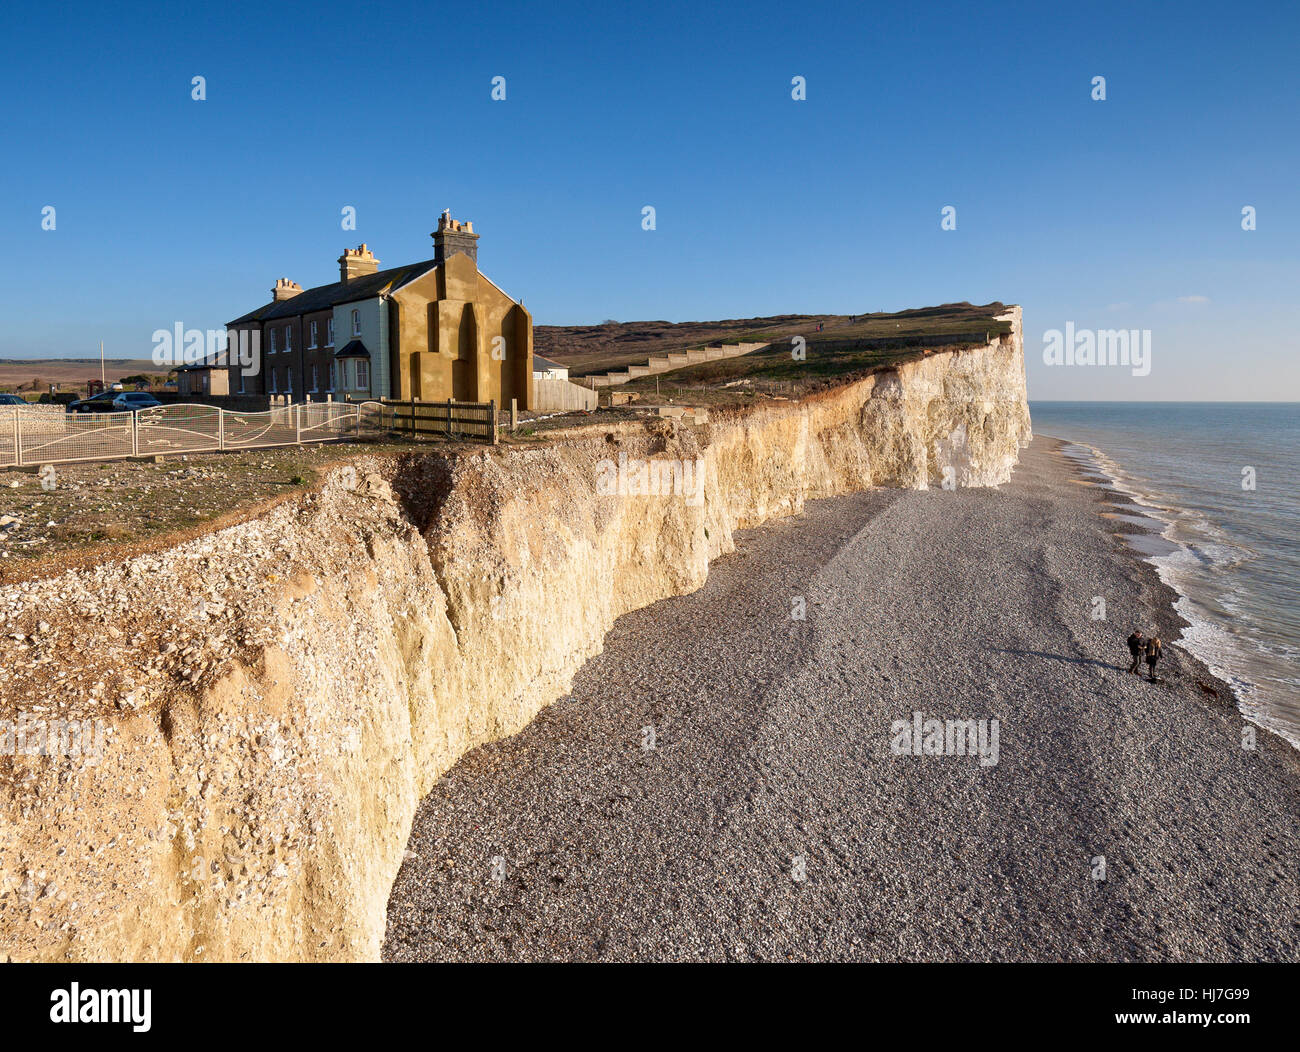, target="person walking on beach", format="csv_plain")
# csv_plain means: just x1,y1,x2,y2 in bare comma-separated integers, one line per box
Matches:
1126,629,1145,674
1144,636,1163,682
